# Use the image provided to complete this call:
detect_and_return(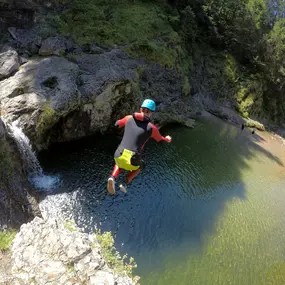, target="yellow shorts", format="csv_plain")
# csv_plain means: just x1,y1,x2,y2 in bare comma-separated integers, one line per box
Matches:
114,148,140,171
